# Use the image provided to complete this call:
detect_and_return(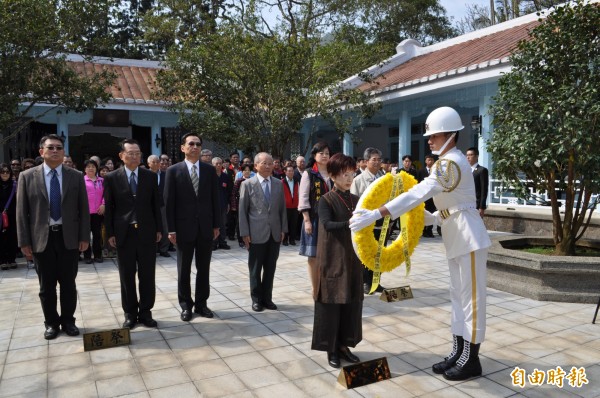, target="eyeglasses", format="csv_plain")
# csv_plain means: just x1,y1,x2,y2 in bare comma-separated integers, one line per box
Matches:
369,158,382,162
0,170,10,174
44,146,64,151
125,152,142,157
187,142,202,147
